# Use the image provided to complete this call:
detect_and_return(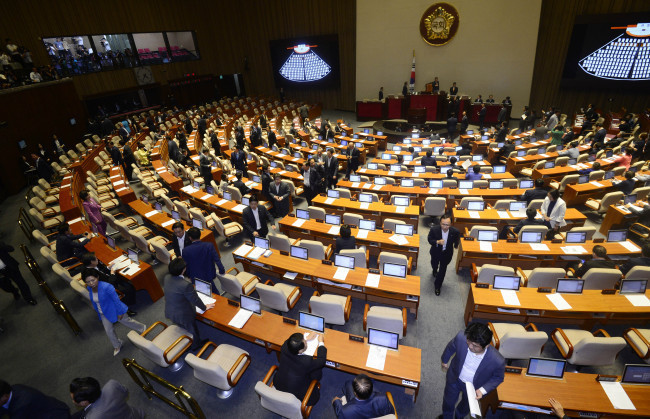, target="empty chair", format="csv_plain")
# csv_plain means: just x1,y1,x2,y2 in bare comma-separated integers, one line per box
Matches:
307,206,325,221
30,197,61,217
520,160,546,177
471,263,515,285
268,233,295,252
488,322,548,360
32,186,58,204
215,267,259,298
226,186,242,202
442,178,457,188
472,180,488,189
256,279,301,313
580,268,622,290
493,200,514,210
363,304,407,338
502,178,518,188
377,251,411,274
38,178,60,195
422,197,446,227
342,213,363,227
32,229,56,251
549,174,579,192
624,266,650,280
467,226,498,239
518,267,566,288
127,321,193,371
459,197,483,208
558,226,597,241
383,218,405,232
554,156,569,167
296,239,332,260
339,248,368,269
527,199,544,210
309,291,351,326
632,186,650,202
588,170,605,181
190,208,216,230
212,215,243,245
623,328,650,363
149,241,174,264
185,341,251,399
255,365,319,419
29,208,64,230
334,188,351,199
551,328,626,366
585,191,624,215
